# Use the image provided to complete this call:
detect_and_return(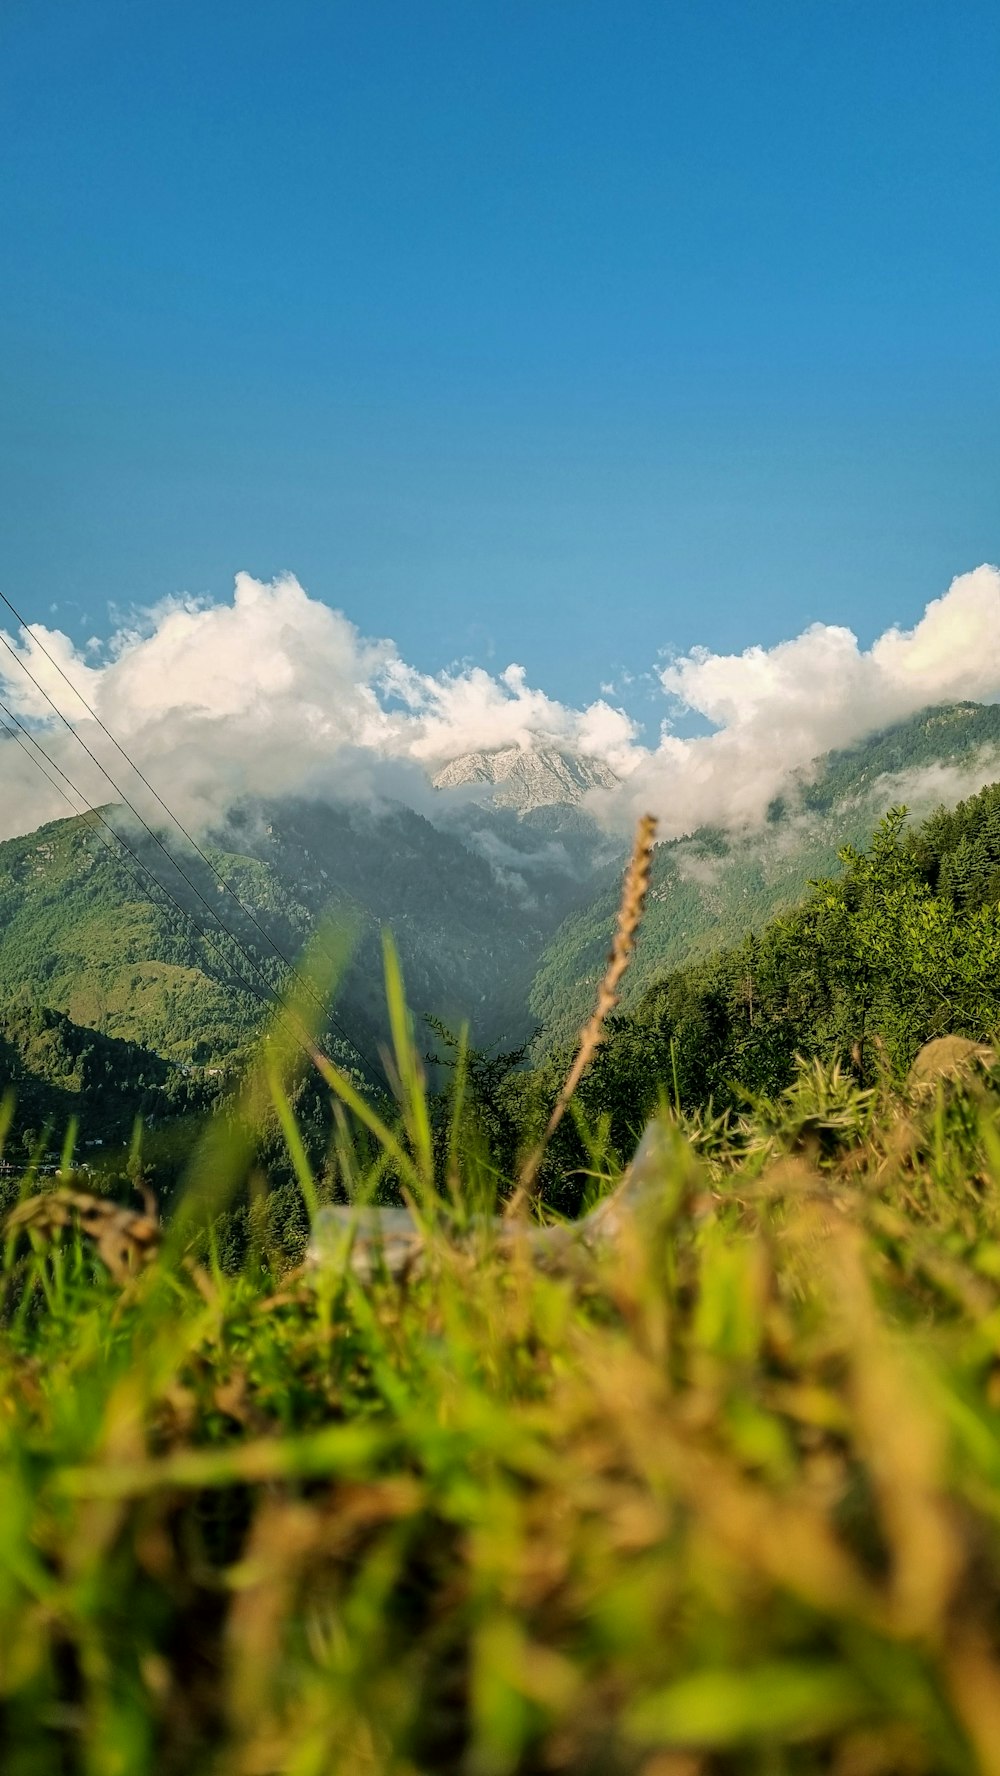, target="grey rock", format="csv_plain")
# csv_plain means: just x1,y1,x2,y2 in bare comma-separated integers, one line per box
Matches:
305,1117,679,1282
